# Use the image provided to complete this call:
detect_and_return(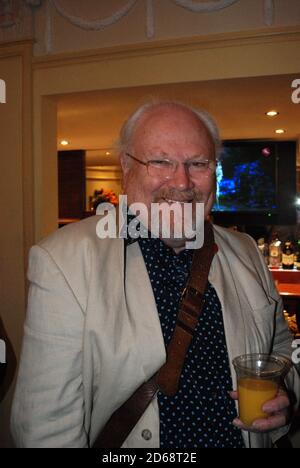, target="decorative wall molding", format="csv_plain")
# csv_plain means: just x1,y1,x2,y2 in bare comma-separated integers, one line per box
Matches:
172,0,239,13
25,0,42,6
51,0,138,31
264,0,275,27
0,0,277,53
0,1,39,28
0,1,28,42
47,0,244,45
33,25,300,70
0,0,21,28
